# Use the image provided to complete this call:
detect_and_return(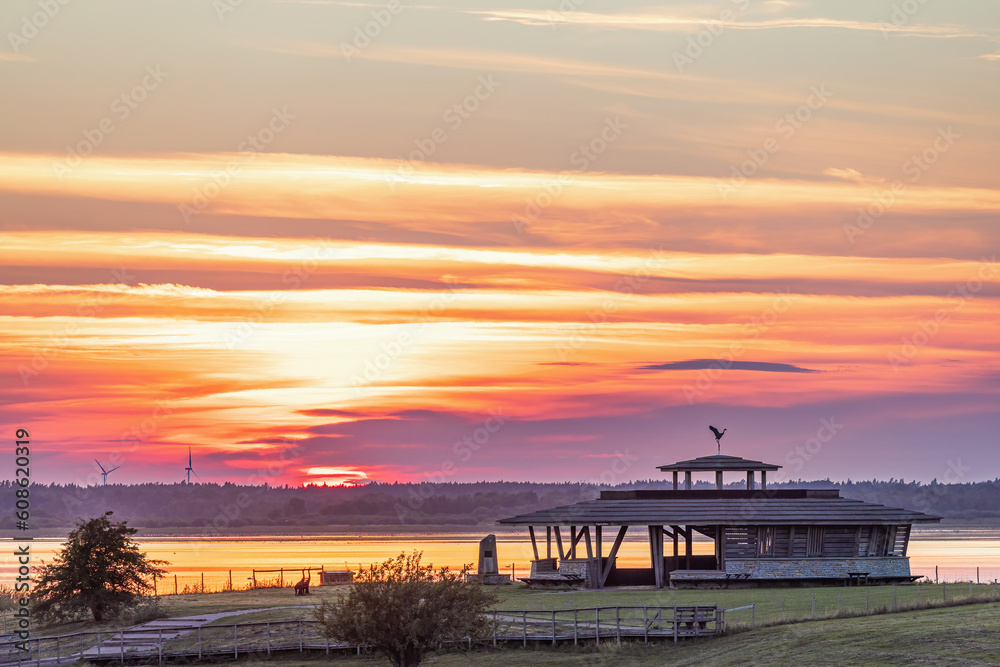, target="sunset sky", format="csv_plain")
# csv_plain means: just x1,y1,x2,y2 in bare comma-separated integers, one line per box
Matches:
2,0,998,487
